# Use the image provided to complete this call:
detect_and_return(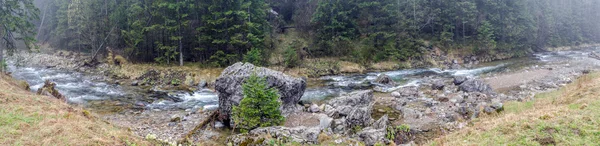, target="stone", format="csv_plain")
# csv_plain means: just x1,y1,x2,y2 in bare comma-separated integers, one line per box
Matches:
491,102,504,112
325,90,373,117
377,109,386,113
432,80,445,90
214,121,225,128
453,76,468,85
357,128,388,146
215,62,307,124
227,126,321,145
346,105,373,128
372,114,389,129
393,87,422,99
309,104,321,113
318,114,333,130
374,74,396,86
459,79,494,94
170,115,182,122
391,91,401,98
131,80,139,86
198,80,207,89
